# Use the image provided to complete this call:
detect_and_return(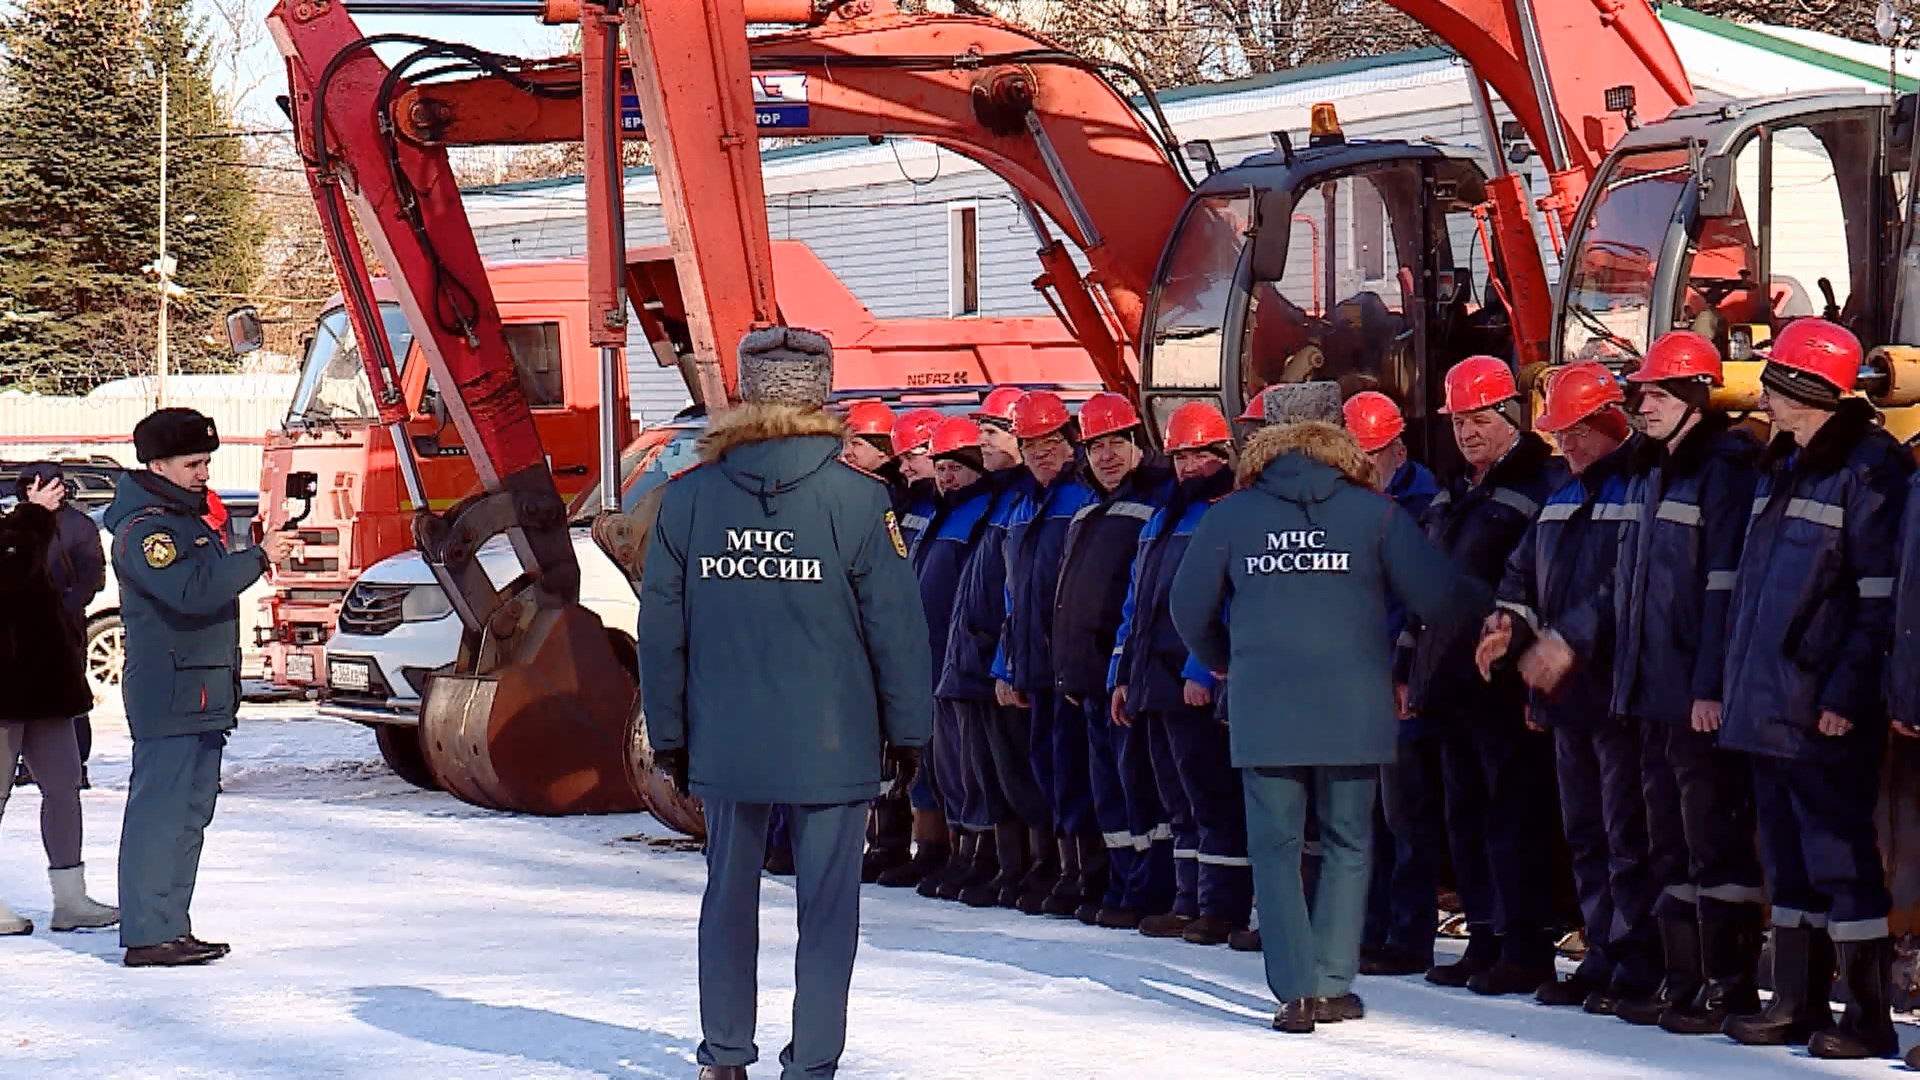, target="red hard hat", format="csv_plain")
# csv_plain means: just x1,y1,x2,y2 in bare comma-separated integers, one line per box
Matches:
1534,361,1626,434
1439,356,1519,415
892,407,944,455
972,386,1025,424
1012,390,1072,440
1343,391,1405,454
1077,392,1141,441
845,400,897,439
1236,393,1267,424
930,416,983,457
1164,401,1232,452
1627,330,1723,386
1764,317,1862,394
